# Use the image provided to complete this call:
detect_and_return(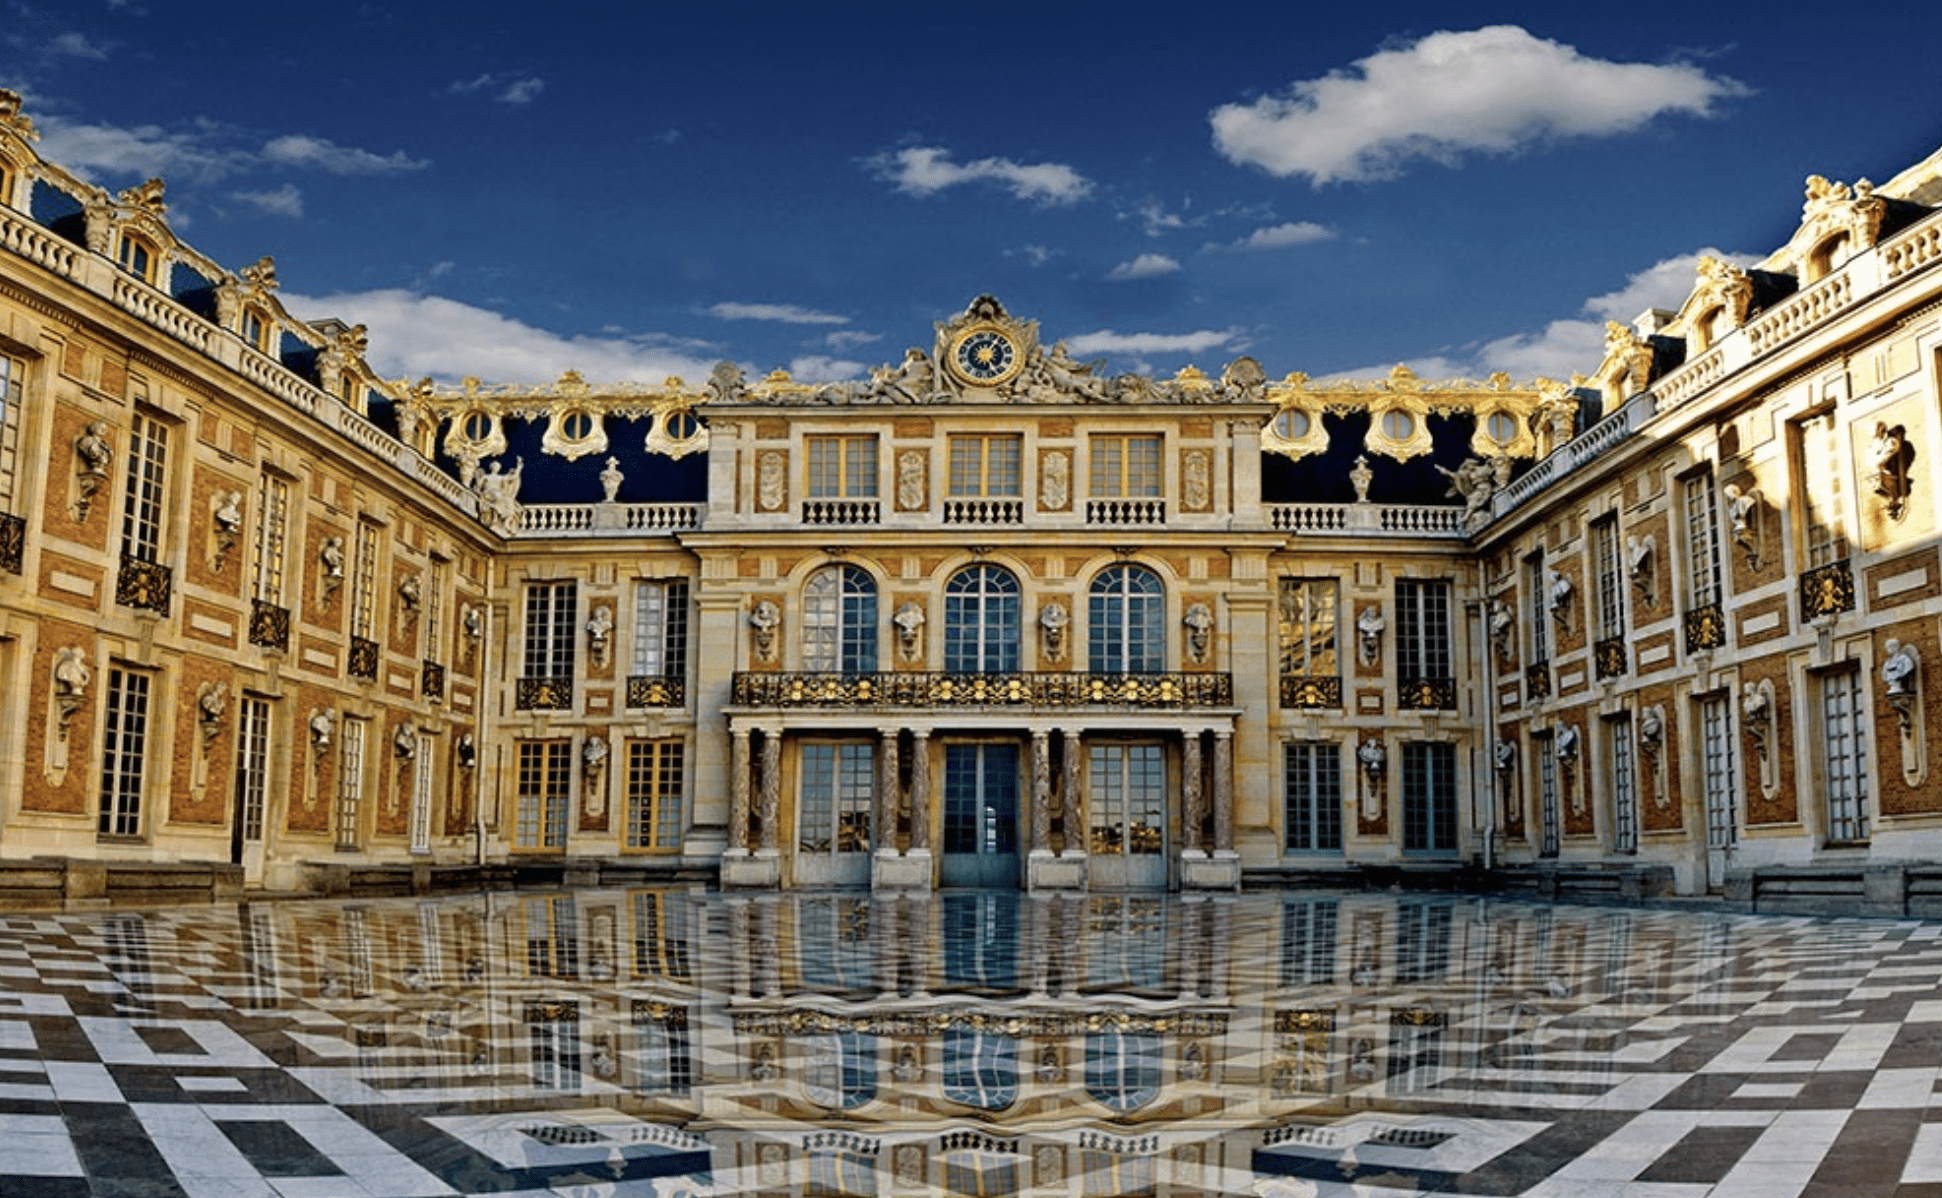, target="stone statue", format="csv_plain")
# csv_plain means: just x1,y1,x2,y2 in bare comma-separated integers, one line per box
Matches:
52,646,90,736
456,732,477,769
1488,600,1513,658
1356,605,1384,667
393,724,417,759
1357,738,1386,779
586,603,614,667
213,490,244,535
1493,739,1516,773
1436,456,1495,521
308,709,334,752
462,603,484,643
196,682,227,748
1548,569,1573,620
1884,638,1919,696
1639,706,1663,755
704,360,746,404
1184,602,1213,663
599,456,623,502
1039,601,1069,662
320,535,346,580
1725,484,1758,560
397,573,421,613
1626,533,1654,592
1349,454,1373,504
749,600,780,662
893,601,924,662
583,734,608,774
1869,423,1912,521
1555,724,1579,761
474,457,524,535
868,347,936,403
73,422,113,518
1029,340,1106,400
